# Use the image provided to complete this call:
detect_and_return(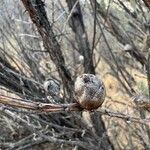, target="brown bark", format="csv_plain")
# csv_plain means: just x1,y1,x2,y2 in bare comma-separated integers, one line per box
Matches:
66,0,95,74
142,0,150,9
21,0,74,98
